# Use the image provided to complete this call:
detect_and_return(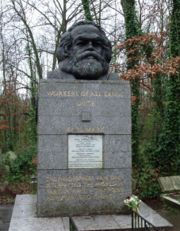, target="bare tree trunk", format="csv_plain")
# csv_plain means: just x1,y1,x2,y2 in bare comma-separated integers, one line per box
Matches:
11,0,43,80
